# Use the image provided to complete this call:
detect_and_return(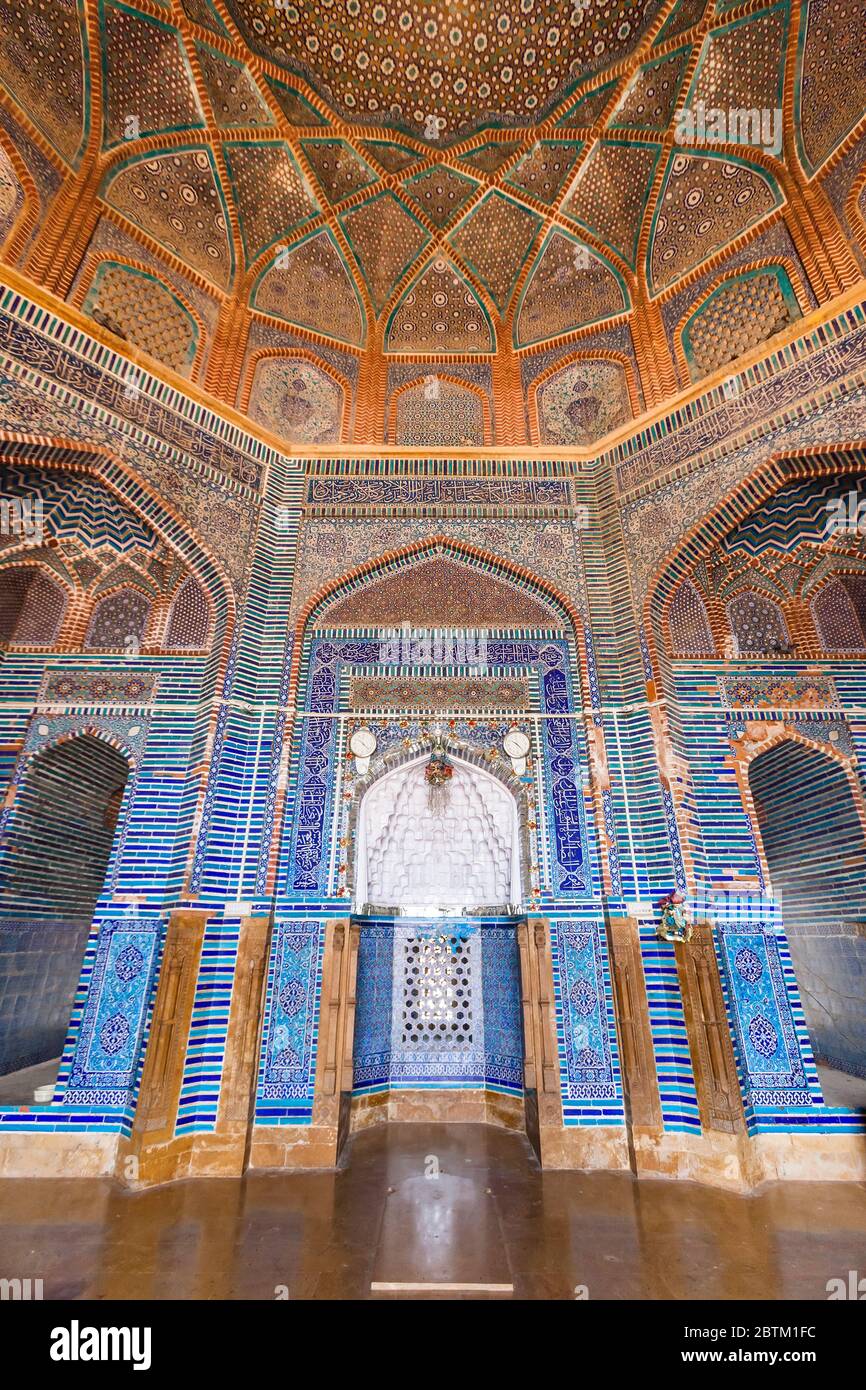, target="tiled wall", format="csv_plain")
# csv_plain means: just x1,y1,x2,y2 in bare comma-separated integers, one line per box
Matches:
0,287,863,1155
